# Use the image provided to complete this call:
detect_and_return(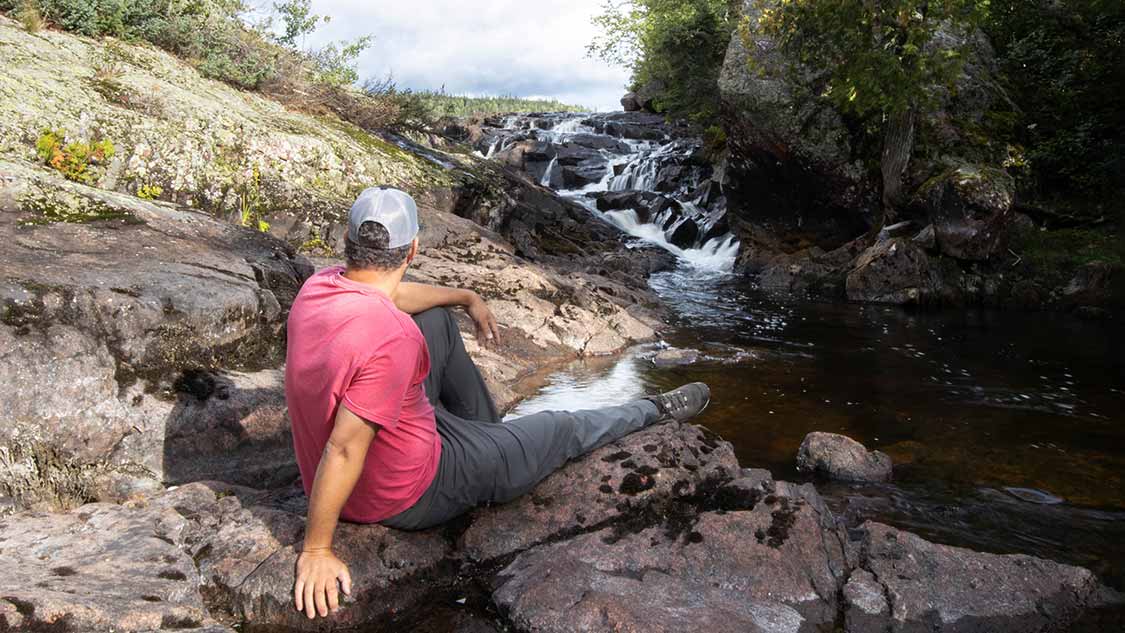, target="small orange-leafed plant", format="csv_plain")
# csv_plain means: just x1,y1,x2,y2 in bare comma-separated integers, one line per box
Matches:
35,129,116,185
